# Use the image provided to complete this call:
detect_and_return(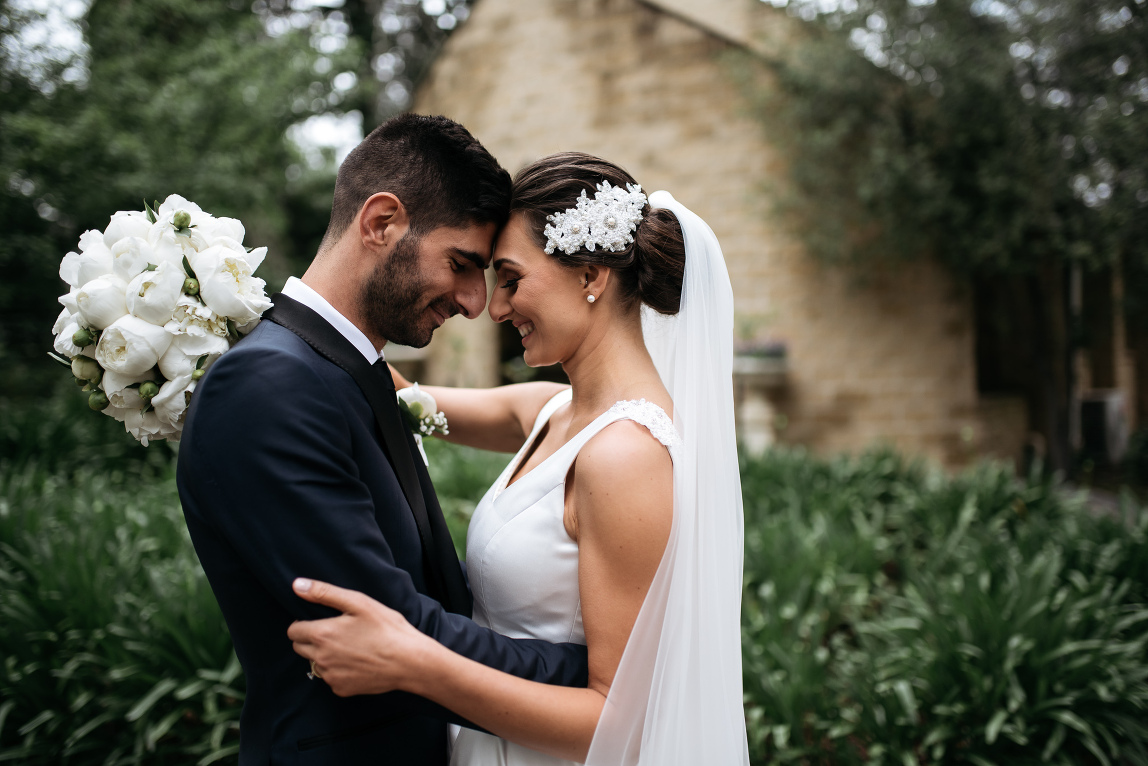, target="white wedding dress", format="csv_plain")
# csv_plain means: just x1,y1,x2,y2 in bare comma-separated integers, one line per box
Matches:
450,387,681,766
